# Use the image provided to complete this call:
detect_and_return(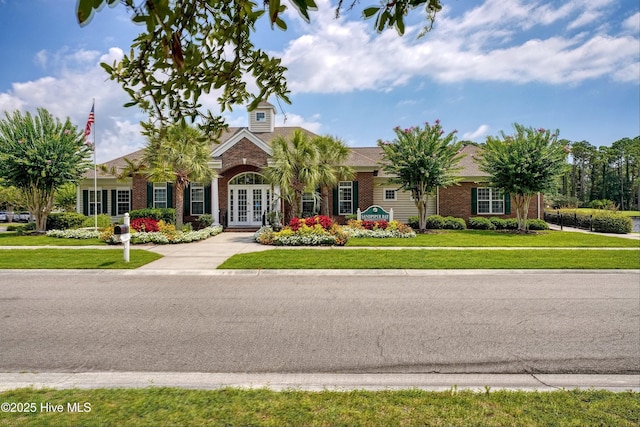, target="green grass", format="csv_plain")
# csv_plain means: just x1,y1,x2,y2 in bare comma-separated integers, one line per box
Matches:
219,248,639,269
0,249,161,269
0,233,105,246
0,387,638,427
346,230,640,247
